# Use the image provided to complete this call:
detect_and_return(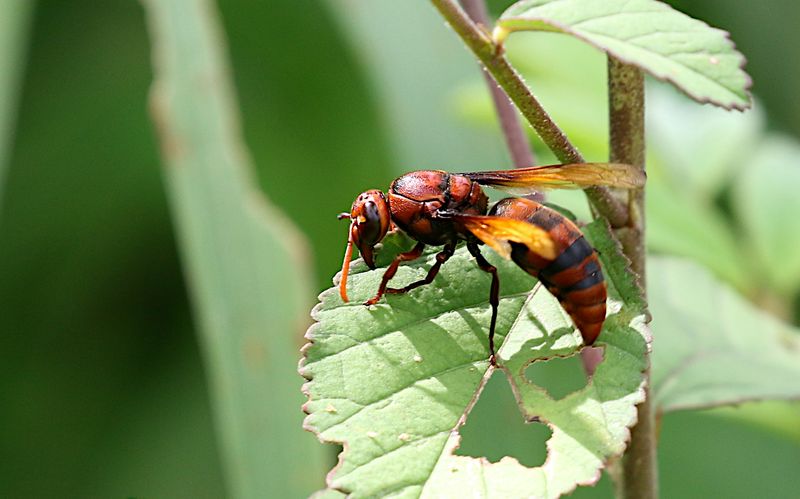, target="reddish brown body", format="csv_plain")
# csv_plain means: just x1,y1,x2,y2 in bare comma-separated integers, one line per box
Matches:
339,162,644,362
388,170,488,245
489,197,607,344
